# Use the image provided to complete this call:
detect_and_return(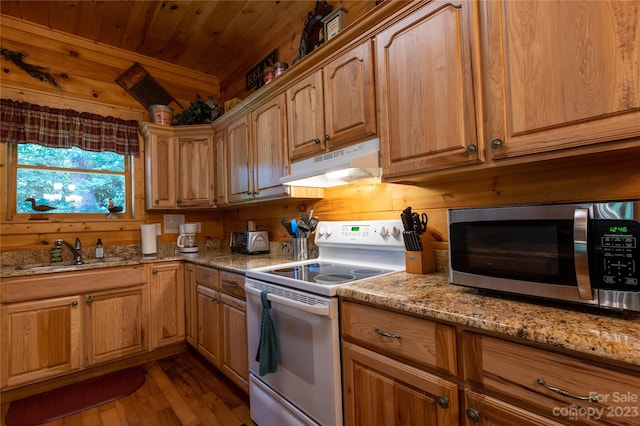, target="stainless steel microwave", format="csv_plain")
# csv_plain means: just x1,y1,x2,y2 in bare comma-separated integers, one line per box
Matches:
448,201,640,312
